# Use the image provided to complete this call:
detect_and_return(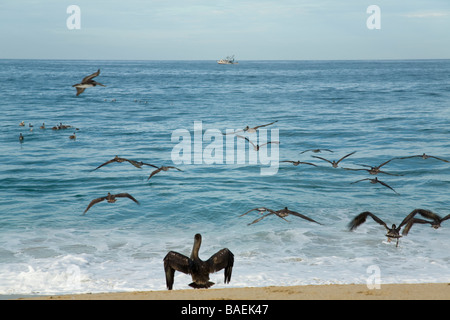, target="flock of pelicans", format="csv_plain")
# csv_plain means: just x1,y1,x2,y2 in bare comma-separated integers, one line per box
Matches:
15,69,450,290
